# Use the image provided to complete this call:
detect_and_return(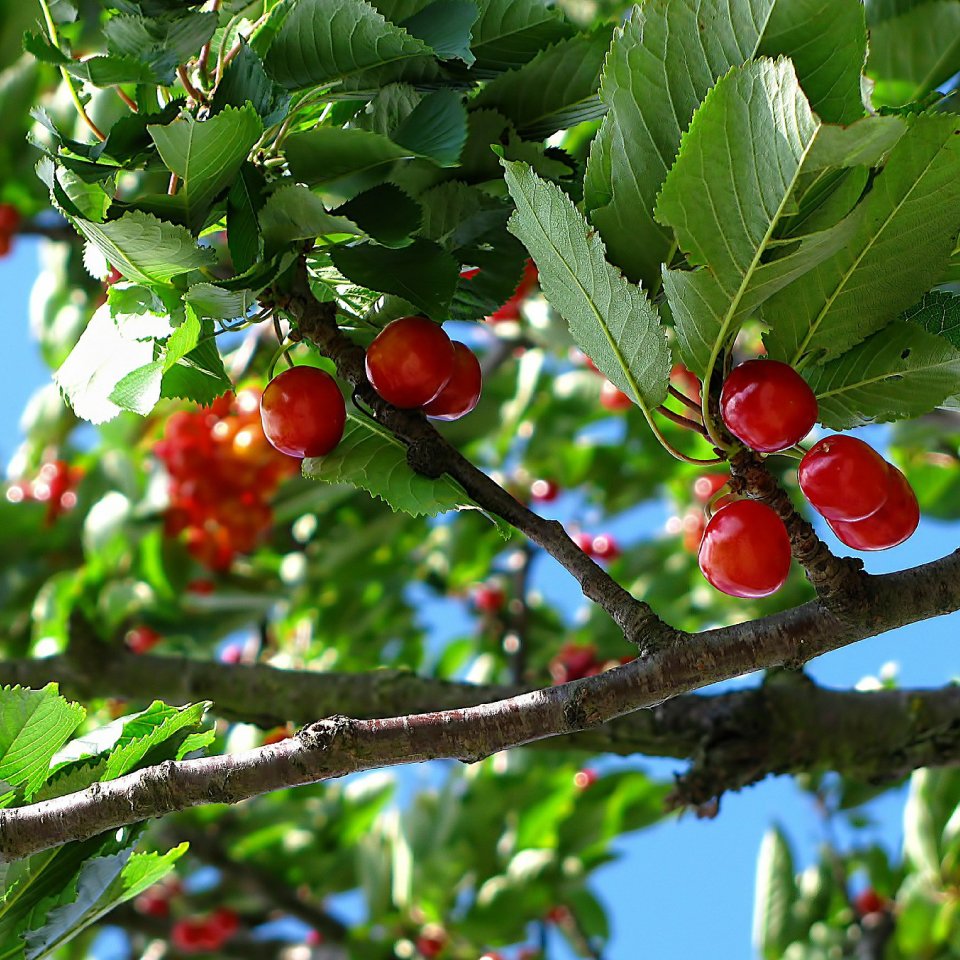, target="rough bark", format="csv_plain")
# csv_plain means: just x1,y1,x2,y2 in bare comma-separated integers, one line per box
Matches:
3,545,960,862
